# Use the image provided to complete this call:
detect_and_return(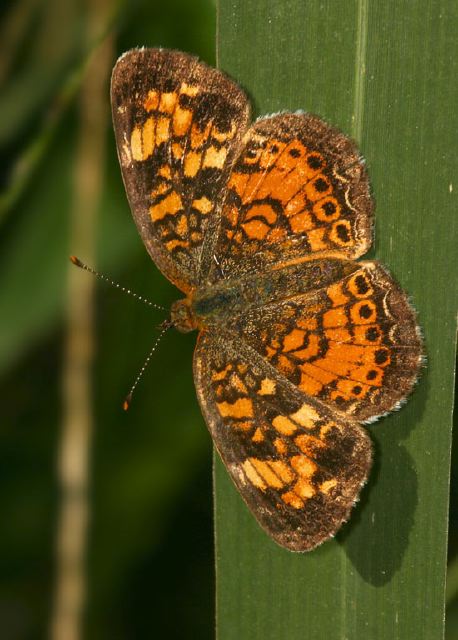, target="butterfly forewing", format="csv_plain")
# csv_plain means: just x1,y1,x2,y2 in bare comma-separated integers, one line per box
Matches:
194,330,372,551
111,48,250,292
